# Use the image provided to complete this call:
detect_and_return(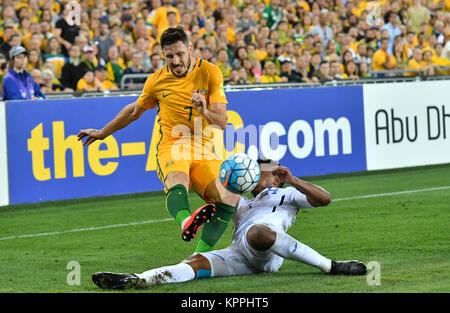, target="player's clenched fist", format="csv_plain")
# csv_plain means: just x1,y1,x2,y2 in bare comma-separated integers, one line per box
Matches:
191,90,207,115
77,129,106,146
272,166,295,184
